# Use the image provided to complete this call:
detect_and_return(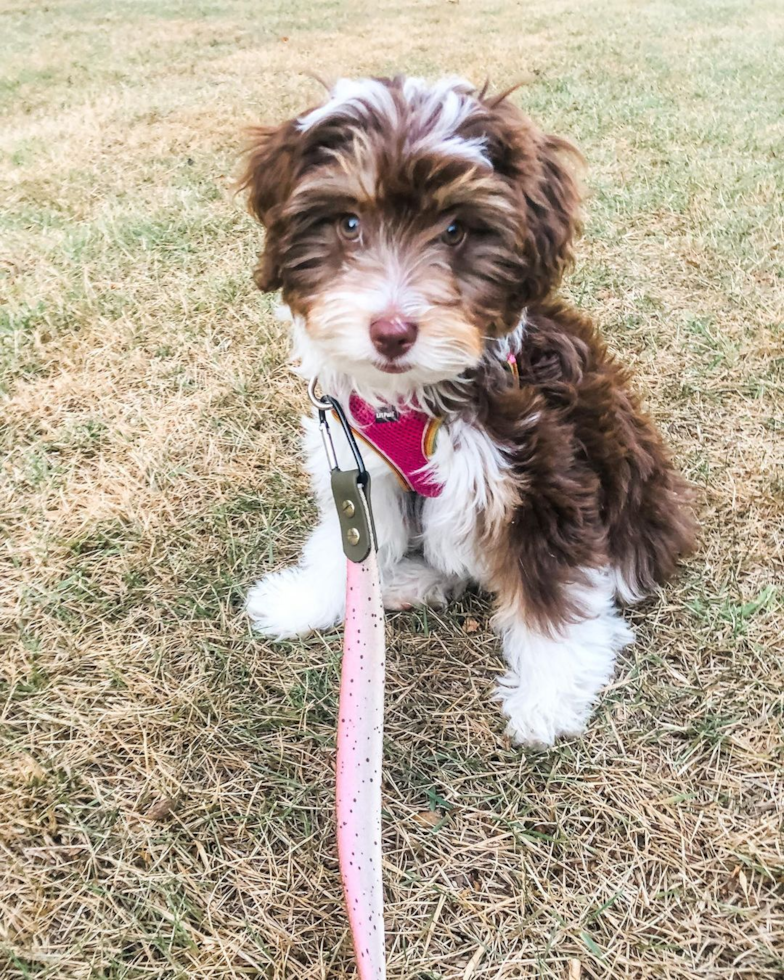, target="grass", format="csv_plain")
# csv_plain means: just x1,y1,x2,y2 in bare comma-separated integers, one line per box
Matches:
1,0,782,976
